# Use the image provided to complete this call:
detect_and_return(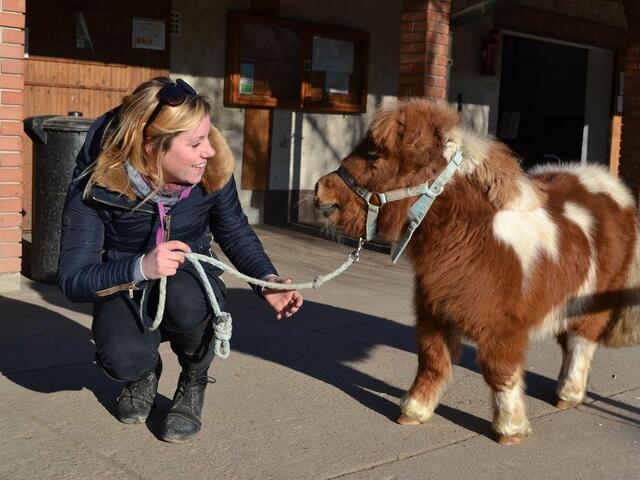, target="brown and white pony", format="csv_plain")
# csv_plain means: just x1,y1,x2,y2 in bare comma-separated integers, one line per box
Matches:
314,98,640,445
